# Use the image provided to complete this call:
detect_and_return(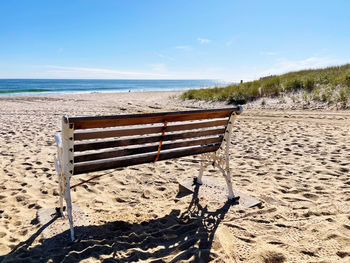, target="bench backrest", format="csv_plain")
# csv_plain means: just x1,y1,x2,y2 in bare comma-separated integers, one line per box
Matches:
65,107,242,175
